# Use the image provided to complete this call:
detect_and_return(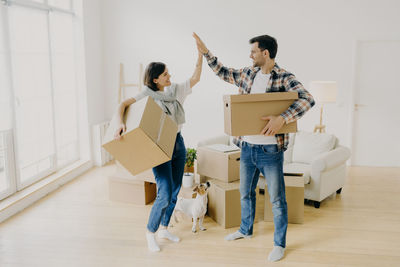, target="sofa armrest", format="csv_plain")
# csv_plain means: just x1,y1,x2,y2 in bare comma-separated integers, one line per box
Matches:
311,146,351,172
197,135,231,147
